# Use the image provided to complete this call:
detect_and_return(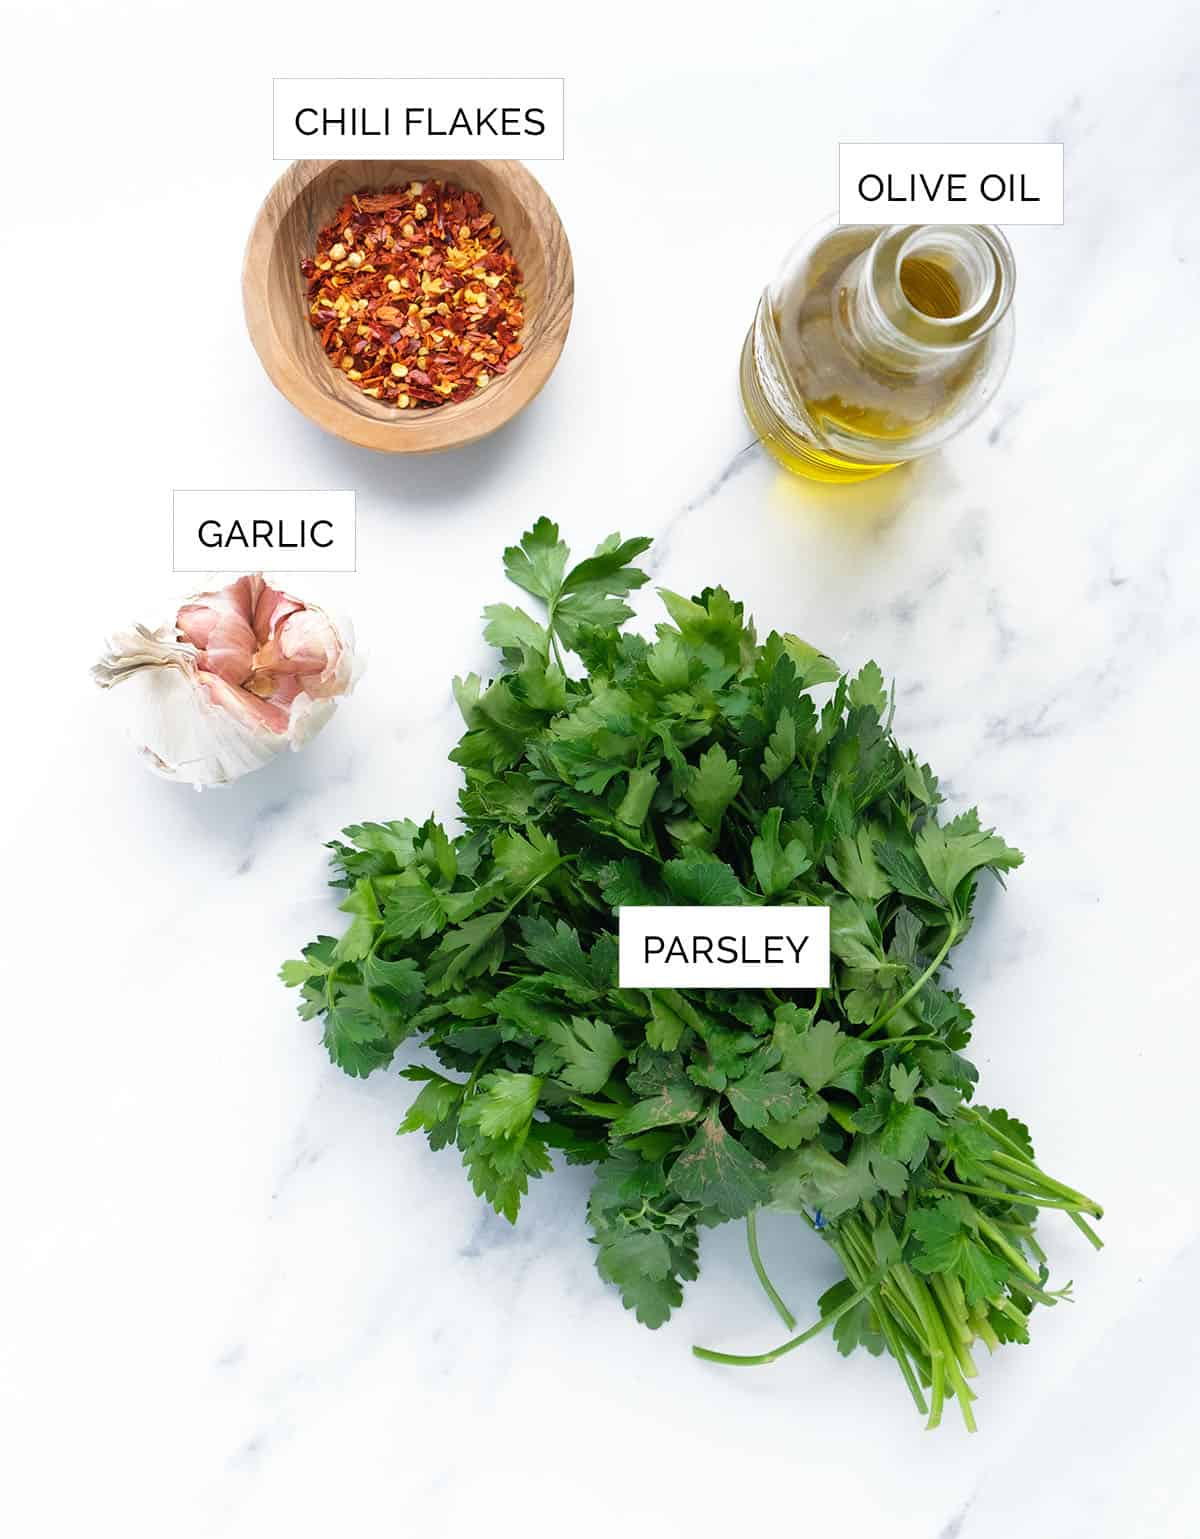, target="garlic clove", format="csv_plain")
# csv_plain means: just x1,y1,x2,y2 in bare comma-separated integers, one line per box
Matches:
93,573,360,789
256,606,352,698
287,693,339,750
124,664,282,787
